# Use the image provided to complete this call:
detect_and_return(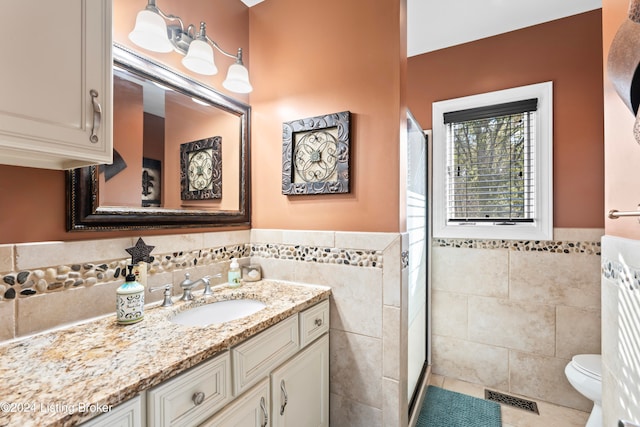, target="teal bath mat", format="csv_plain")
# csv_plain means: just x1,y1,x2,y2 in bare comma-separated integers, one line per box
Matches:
416,385,502,427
